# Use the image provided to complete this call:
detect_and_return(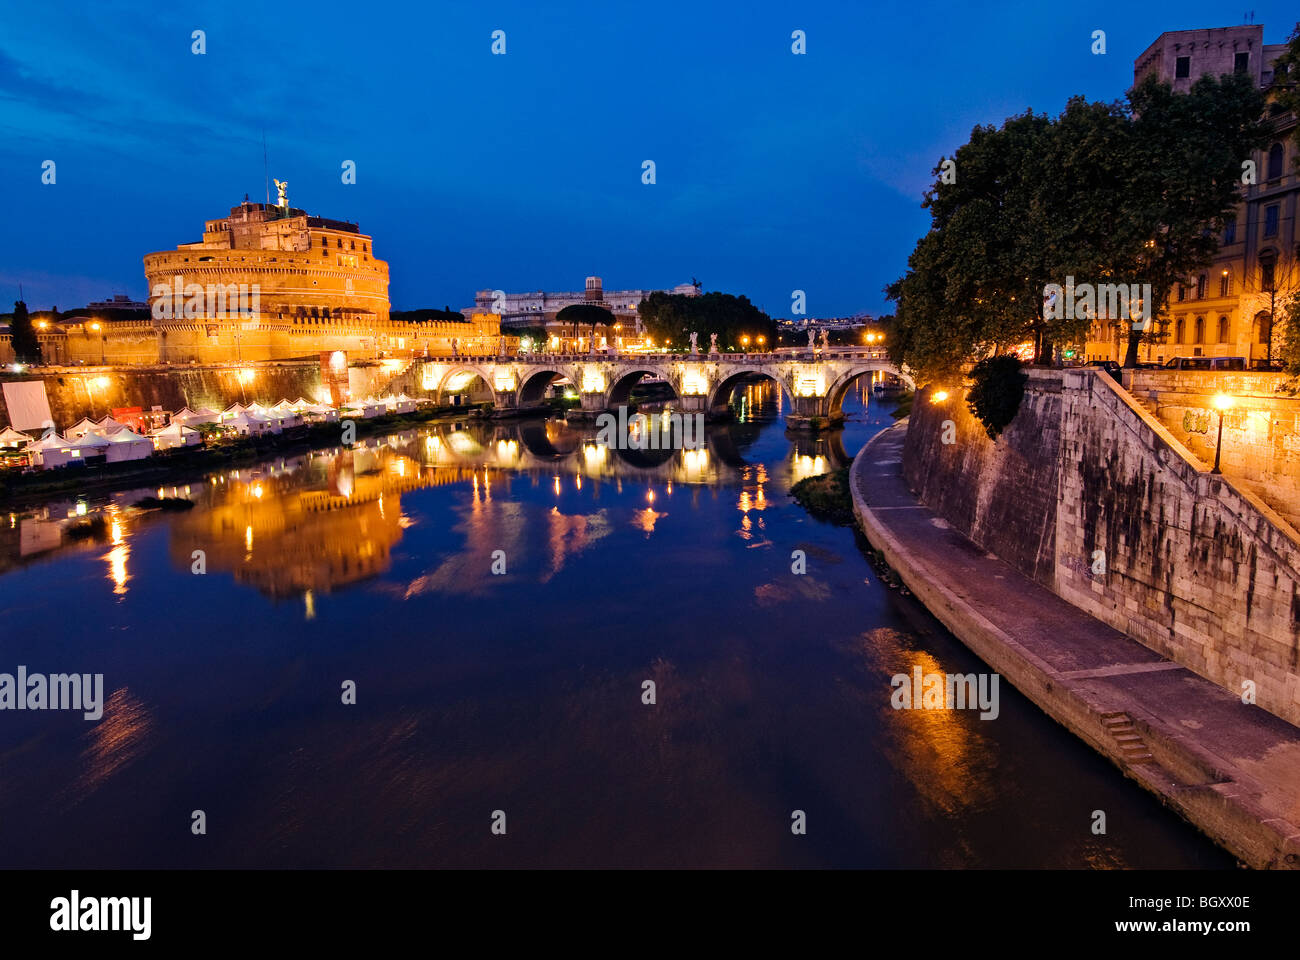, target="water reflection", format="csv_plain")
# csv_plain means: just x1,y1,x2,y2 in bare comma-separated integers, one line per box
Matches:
78,389,850,601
